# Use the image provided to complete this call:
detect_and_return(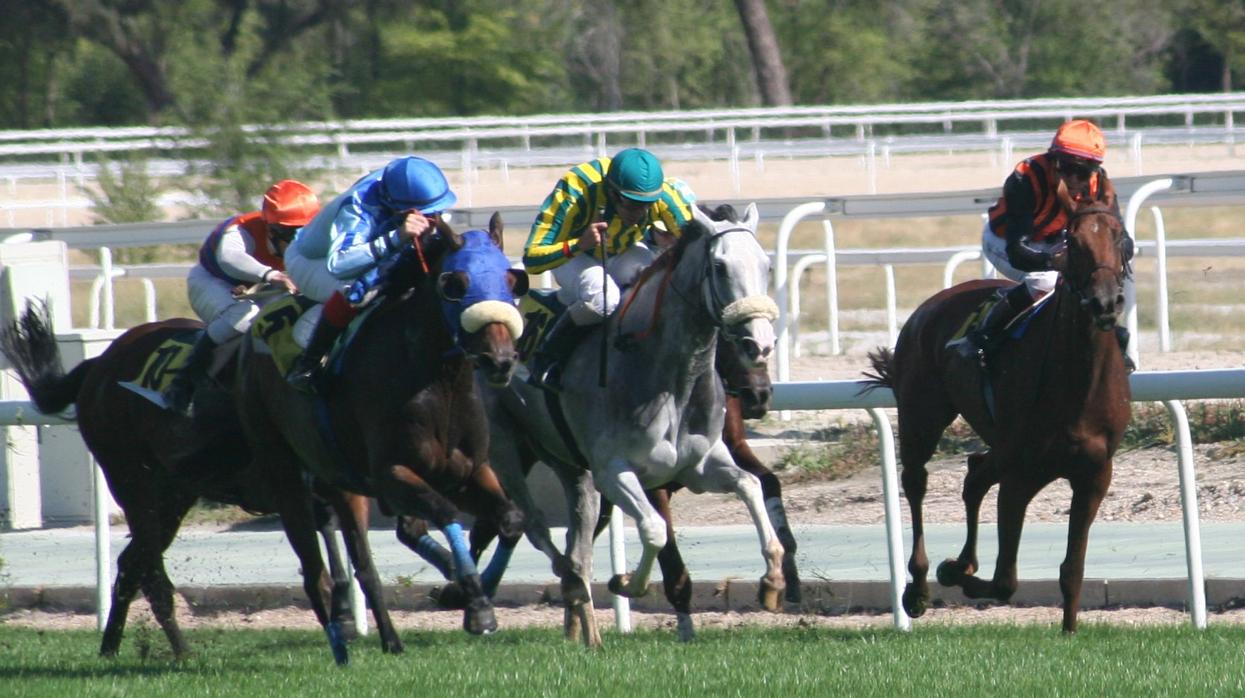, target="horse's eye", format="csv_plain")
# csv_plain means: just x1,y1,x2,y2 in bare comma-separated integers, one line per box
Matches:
437,271,469,301
508,269,530,297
